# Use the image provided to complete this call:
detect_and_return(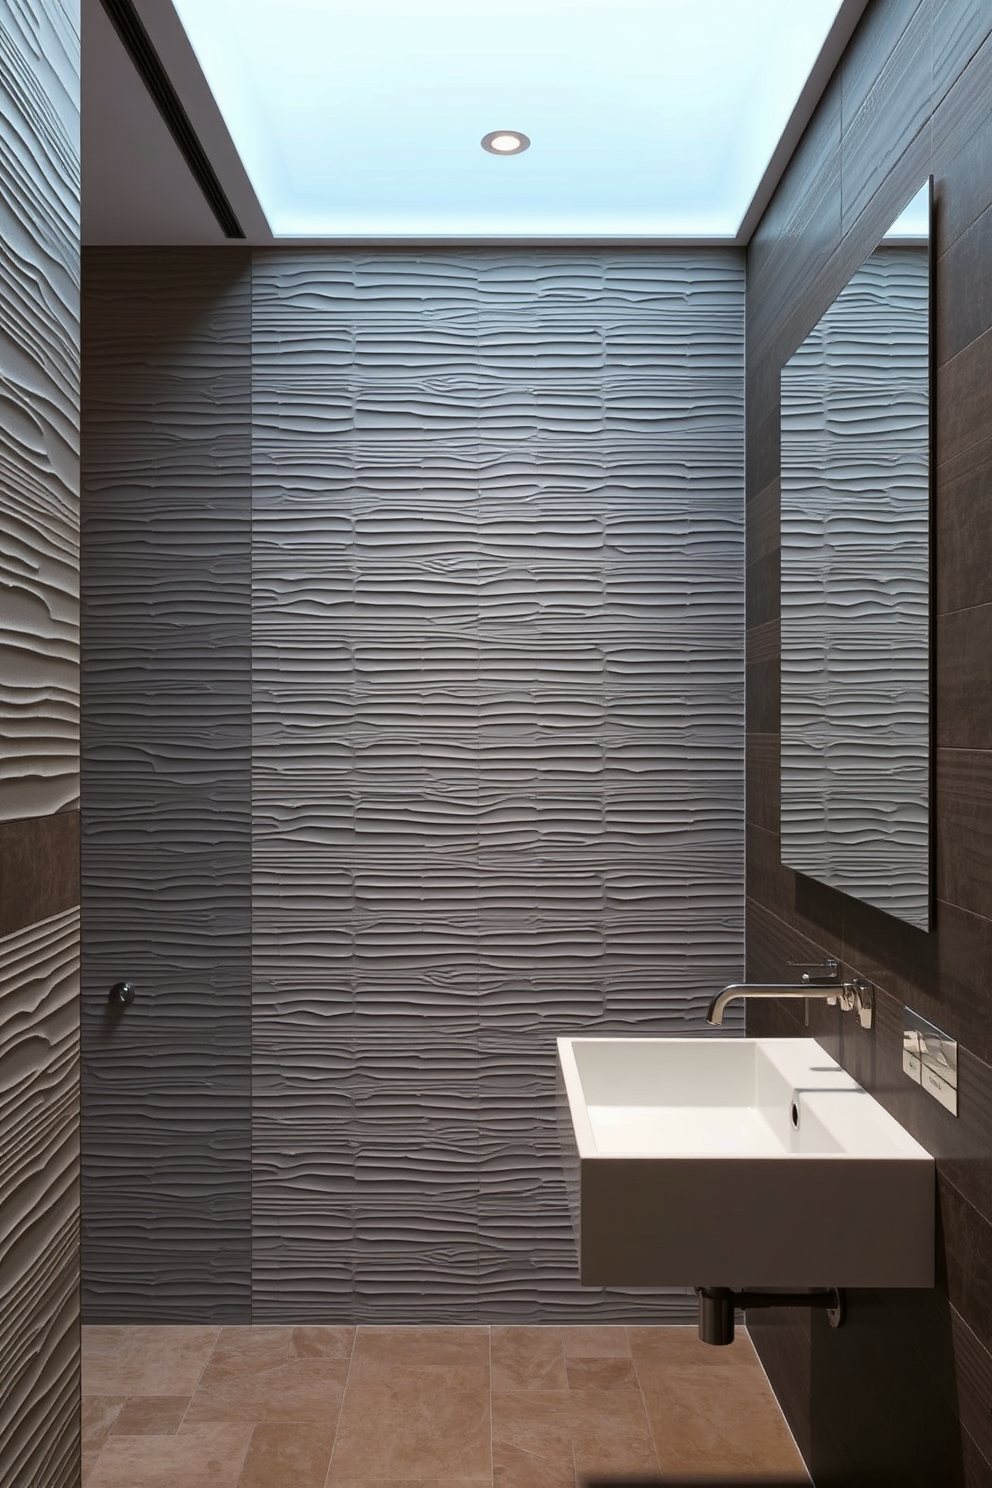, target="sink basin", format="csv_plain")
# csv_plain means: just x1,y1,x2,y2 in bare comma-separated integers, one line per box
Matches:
556,1036,934,1289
